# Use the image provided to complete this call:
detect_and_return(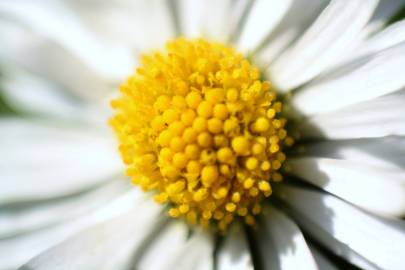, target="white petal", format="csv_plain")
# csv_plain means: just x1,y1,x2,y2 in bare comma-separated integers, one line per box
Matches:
292,41,405,115
199,0,232,41
298,89,405,139
287,157,405,217
253,0,330,66
0,118,122,204
137,222,189,270
236,0,291,52
161,231,214,270
228,0,254,42
217,224,253,270
0,66,112,128
69,0,175,52
174,0,206,38
0,190,147,269
363,0,405,34
0,63,99,121
253,205,318,270
17,192,160,270
0,0,134,79
268,0,378,91
296,136,405,170
0,178,130,238
0,20,113,102
308,244,339,270
322,19,405,72
355,19,405,60
274,184,405,270
174,0,232,41
331,1,405,62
